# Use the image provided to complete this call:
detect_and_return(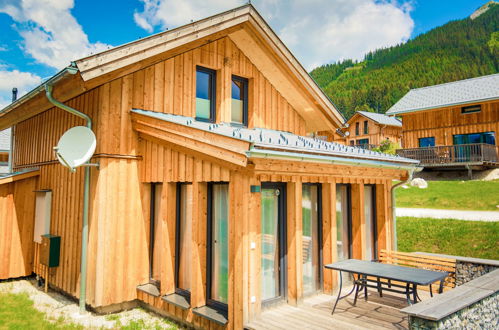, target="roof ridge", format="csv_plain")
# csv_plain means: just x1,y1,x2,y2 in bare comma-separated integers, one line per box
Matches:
408,73,499,92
